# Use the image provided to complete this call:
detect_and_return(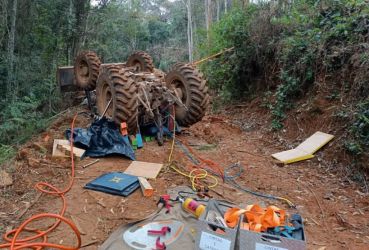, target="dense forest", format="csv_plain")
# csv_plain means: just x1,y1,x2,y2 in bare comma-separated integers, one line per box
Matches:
0,0,229,157
0,0,369,170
